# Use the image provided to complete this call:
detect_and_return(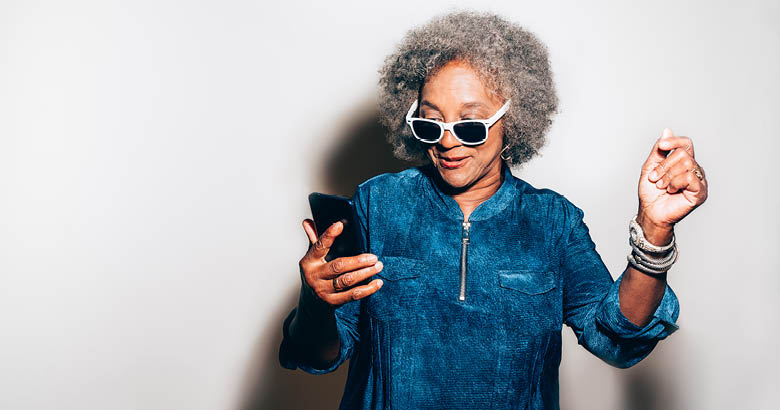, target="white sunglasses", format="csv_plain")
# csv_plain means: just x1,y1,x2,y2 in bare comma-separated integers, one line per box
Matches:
405,99,511,145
